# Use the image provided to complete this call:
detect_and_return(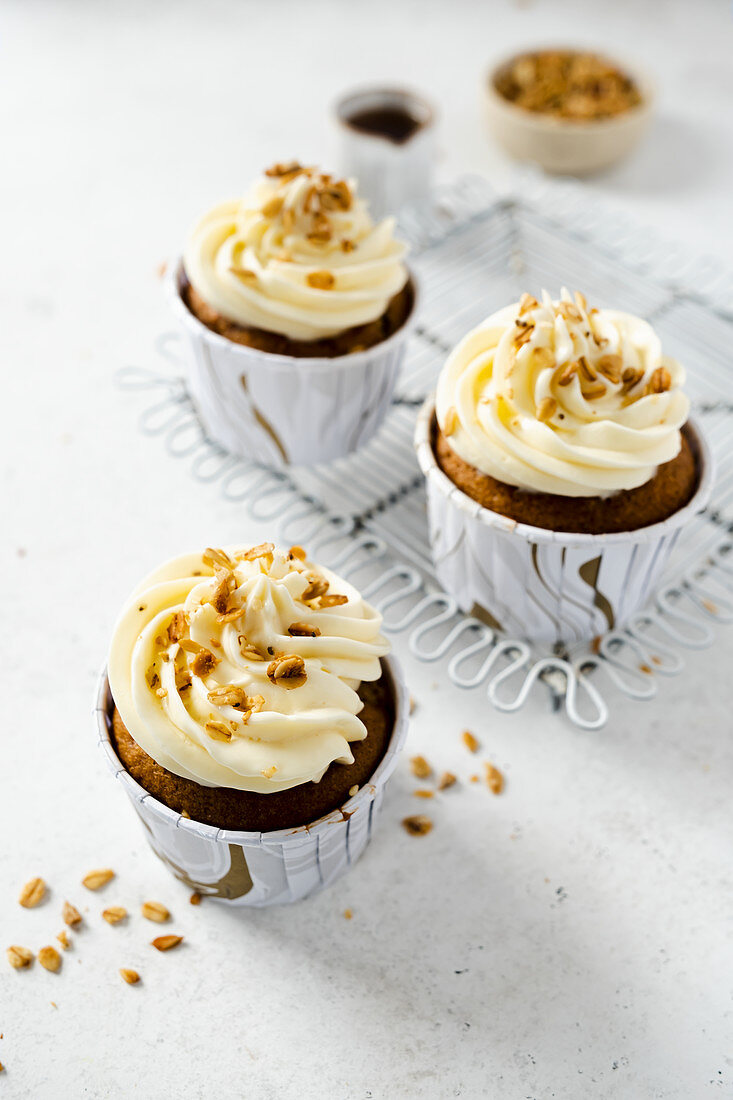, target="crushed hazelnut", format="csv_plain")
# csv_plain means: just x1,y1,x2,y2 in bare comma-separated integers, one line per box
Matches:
191,649,219,678
537,396,557,422
410,755,432,779
267,653,307,688
438,772,457,790
462,730,480,753
306,270,335,290
119,968,140,985
413,789,435,799
190,892,202,906
18,877,46,908
102,906,127,925
38,946,62,973
205,720,233,742
237,542,275,562
288,622,320,637
62,901,82,927
141,901,170,923
56,931,71,951
485,762,505,794
301,574,329,602
82,869,115,892
167,611,188,643
207,685,249,709
151,935,183,952
202,547,234,571
402,815,433,837
319,594,348,608
7,945,33,969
